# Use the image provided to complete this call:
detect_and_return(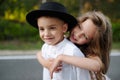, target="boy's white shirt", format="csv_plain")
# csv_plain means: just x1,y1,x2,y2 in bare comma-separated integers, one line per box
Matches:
41,38,91,80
